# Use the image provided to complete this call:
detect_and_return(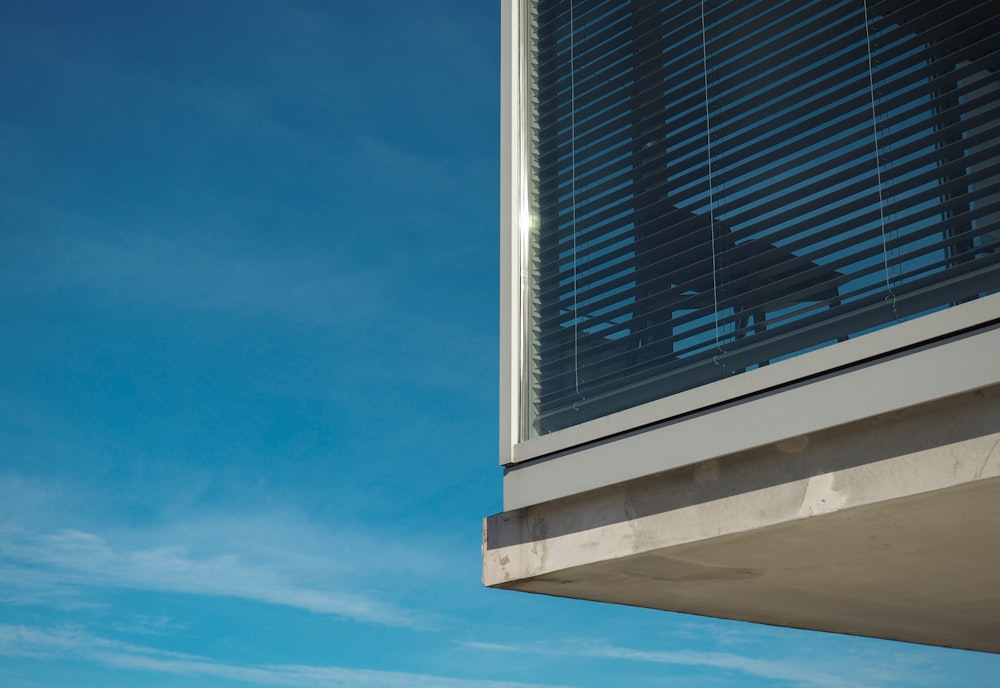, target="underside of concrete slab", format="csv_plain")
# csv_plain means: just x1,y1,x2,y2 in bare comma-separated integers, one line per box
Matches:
484,386,1000,652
